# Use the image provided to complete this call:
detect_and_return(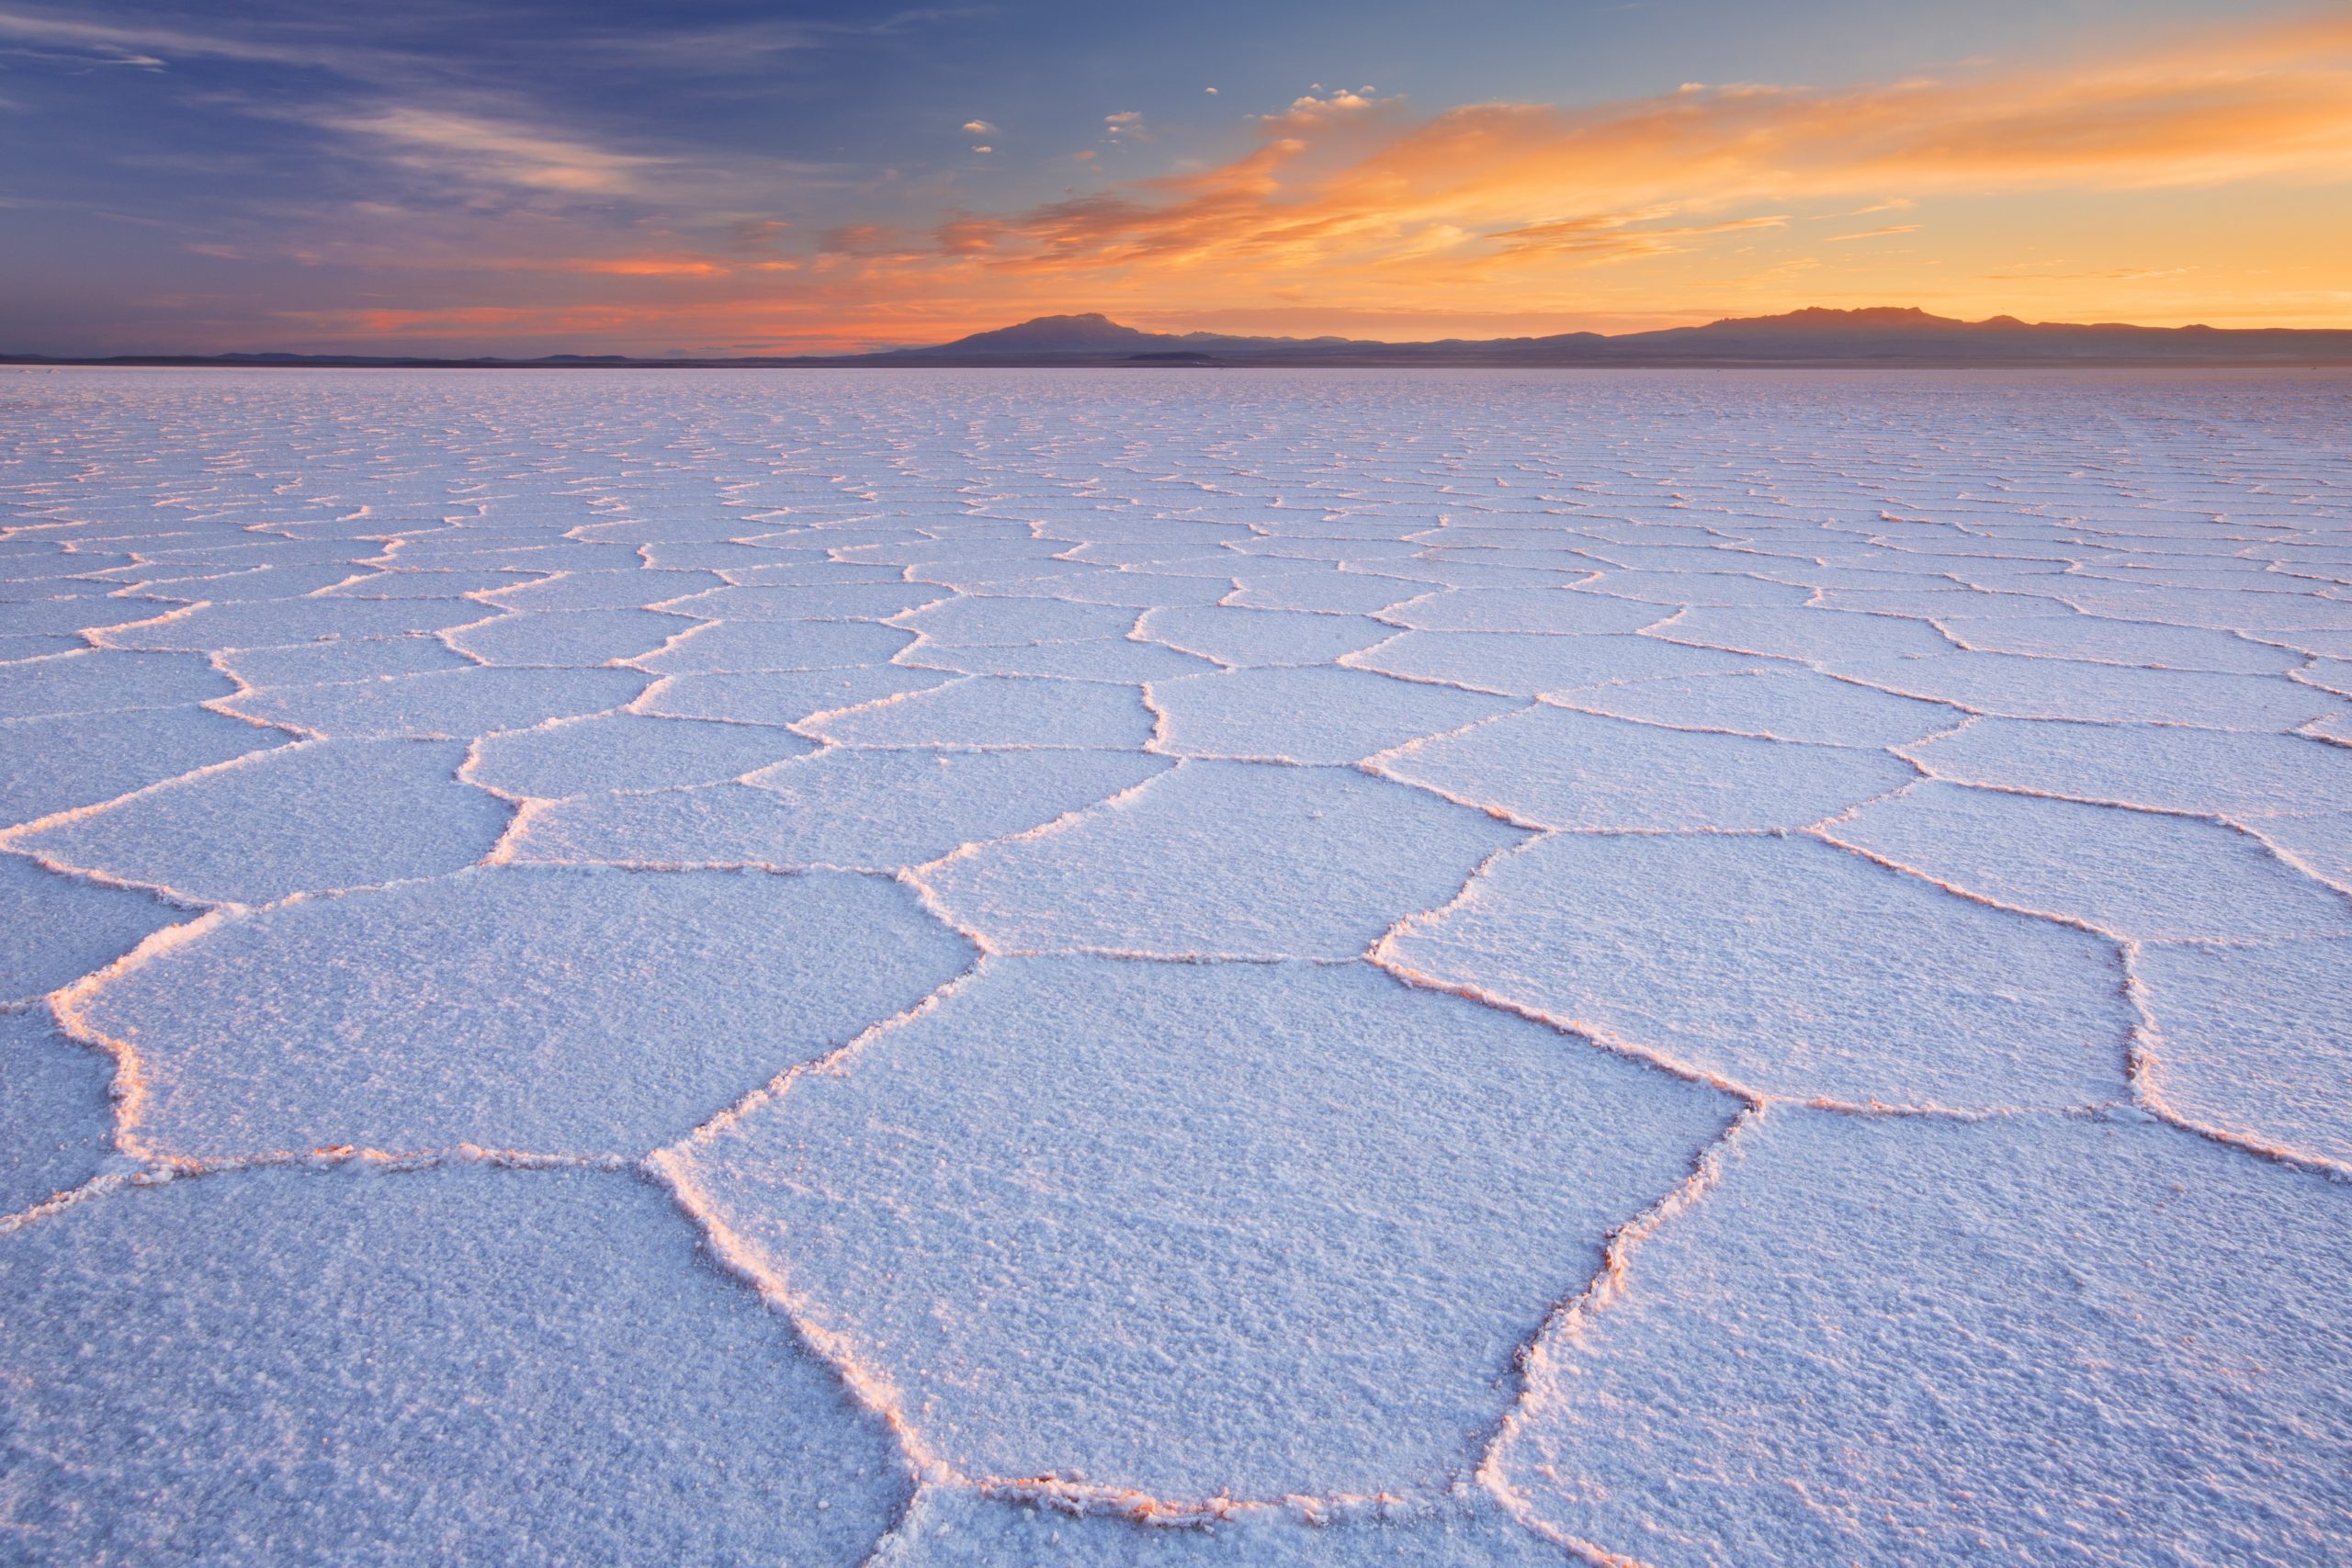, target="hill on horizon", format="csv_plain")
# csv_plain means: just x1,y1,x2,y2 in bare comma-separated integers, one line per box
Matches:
900,304,2241,355
870,305,2350,367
